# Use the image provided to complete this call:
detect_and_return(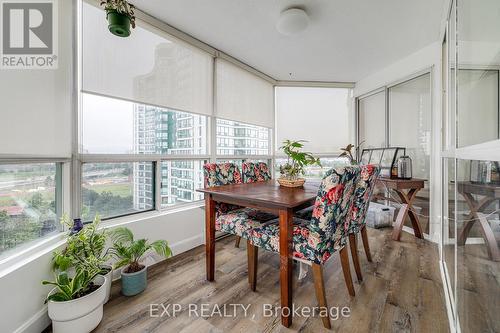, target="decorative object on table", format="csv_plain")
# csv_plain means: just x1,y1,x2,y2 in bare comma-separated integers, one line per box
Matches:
110,227,172,296
278,139,321,187
338,141,364,165
470,160,500,184
43,215,110,333
397,155,413,179
52,214,113,304
365,202,396,229
100,0,136,37
360,147,406,178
